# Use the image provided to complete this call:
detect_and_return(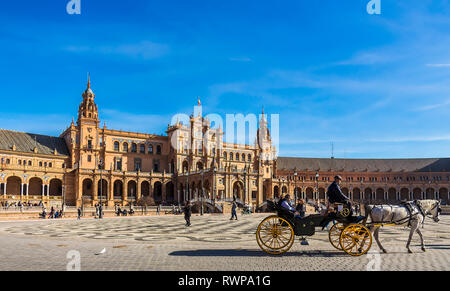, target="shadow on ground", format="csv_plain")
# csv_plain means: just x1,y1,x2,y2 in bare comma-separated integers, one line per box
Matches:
169,249,348,257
